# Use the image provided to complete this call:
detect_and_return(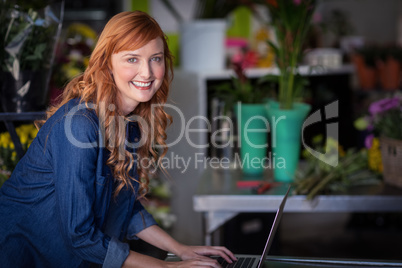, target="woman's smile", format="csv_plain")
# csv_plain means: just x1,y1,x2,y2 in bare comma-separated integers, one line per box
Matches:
131,80,152,89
